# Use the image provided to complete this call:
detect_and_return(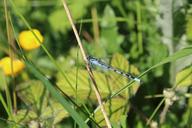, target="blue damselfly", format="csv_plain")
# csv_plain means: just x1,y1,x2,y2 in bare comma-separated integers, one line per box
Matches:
87,56,141,83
